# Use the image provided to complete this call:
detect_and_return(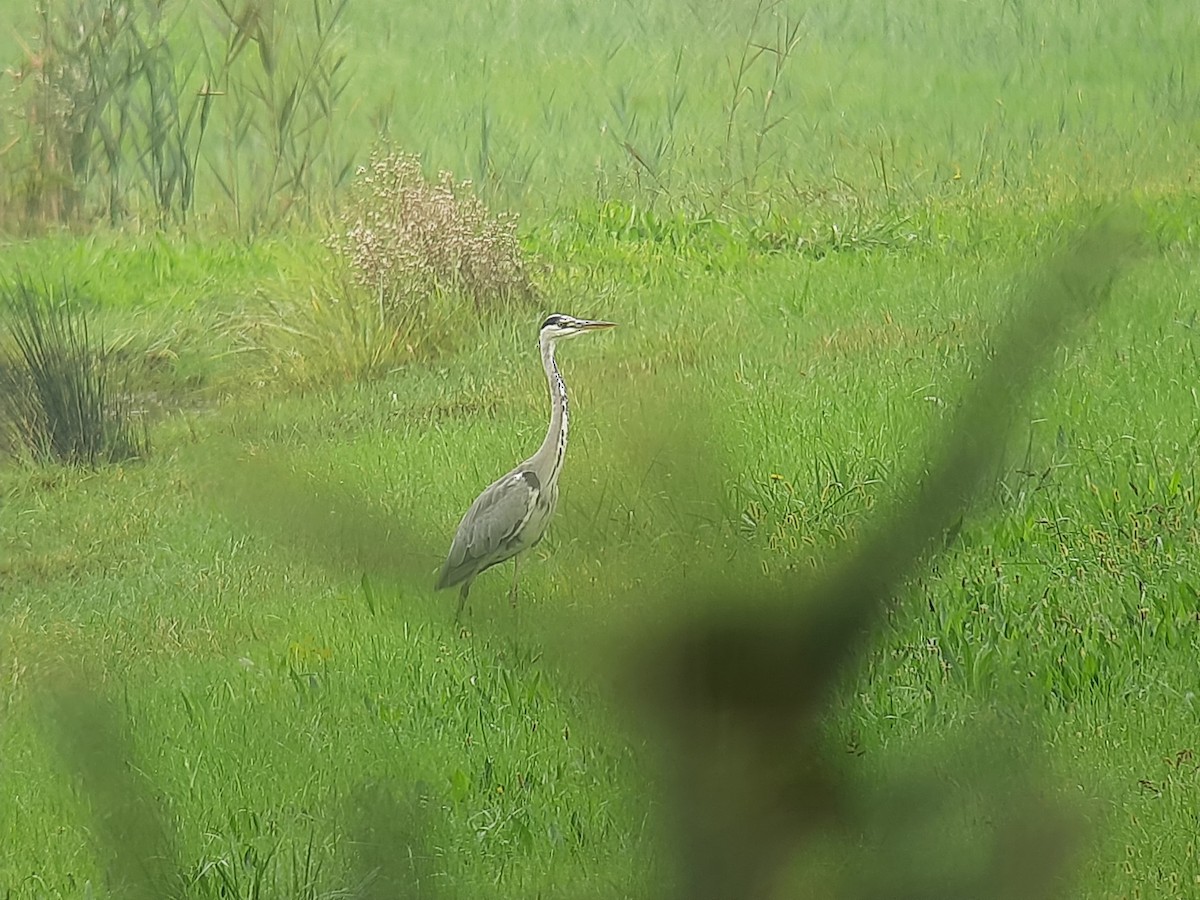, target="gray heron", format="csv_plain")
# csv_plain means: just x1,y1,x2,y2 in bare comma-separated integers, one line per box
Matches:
436,314,616,619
